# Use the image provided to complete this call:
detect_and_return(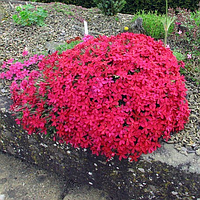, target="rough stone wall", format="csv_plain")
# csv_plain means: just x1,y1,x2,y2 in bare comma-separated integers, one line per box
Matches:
0,96,200,199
